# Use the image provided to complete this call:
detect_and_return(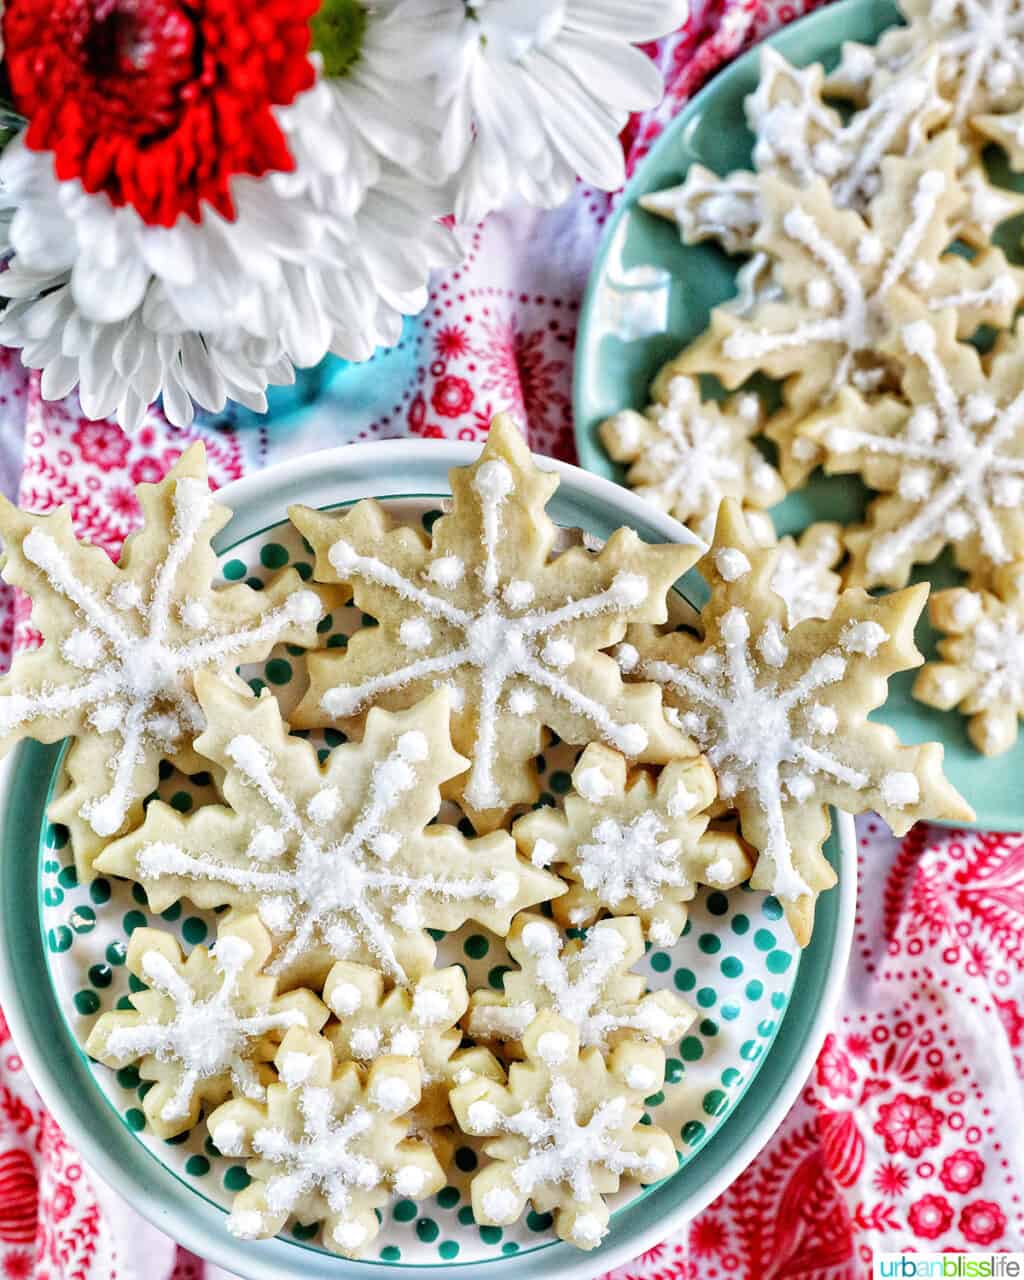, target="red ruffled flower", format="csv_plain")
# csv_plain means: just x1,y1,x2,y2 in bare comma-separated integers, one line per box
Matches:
940,1149,985,1195
432,375,474,419
71,420,130,472
4,0,317,226
959,1200,1006,1246
907,1193,954,1240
